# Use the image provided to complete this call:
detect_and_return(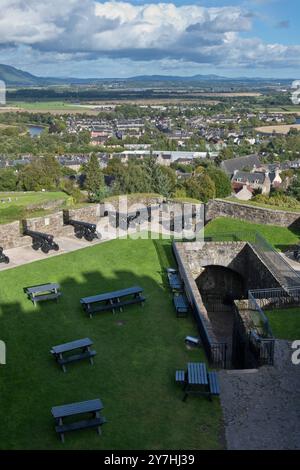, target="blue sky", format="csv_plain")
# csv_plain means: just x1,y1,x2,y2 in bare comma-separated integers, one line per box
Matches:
0,0,299,78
